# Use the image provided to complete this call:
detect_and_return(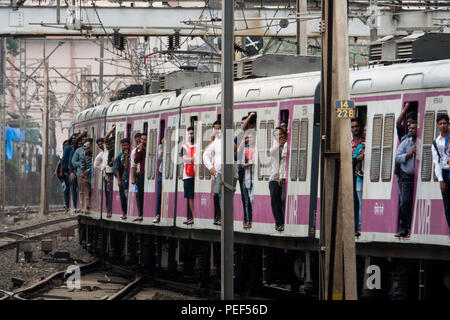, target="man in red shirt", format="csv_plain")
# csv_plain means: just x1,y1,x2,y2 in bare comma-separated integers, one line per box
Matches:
133,132,147,222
